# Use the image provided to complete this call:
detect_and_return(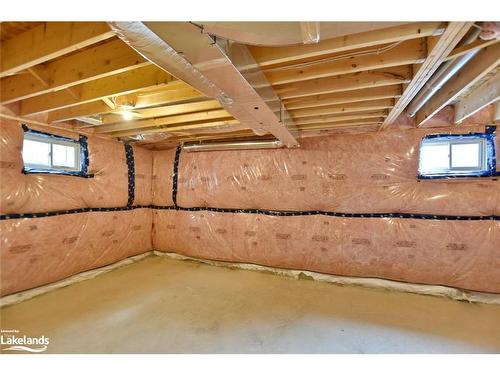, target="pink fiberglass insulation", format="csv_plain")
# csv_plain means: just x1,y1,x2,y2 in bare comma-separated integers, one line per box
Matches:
0,120,129,213
153,209,500,293
1,208,152,296
133,145,153,205
0,120,153,296
173,125,499,216
151,149,176,206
